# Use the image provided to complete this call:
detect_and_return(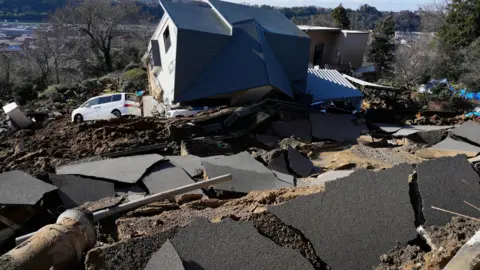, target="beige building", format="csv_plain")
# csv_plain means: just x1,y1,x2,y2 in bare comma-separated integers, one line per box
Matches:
298,26,369,72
